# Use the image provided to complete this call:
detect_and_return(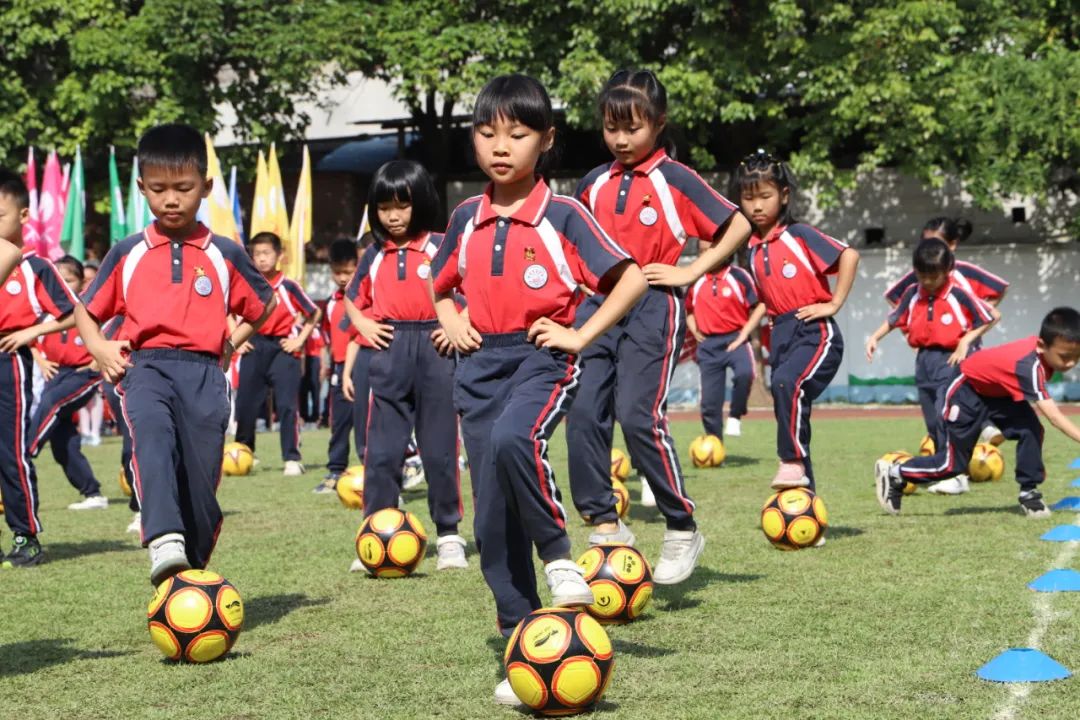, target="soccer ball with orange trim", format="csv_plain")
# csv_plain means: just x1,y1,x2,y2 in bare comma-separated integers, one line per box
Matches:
880,451,918,495
576,544,654,624
918,435,935,457
969,443,1005,482
610,448,631,481
689,434,726,468
354,508,427,578
504,608,615,715
611,478,630,519
336,465,366,509
118,468,132,497
222,442,253,476
760,488,828,550
147,569,244,663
